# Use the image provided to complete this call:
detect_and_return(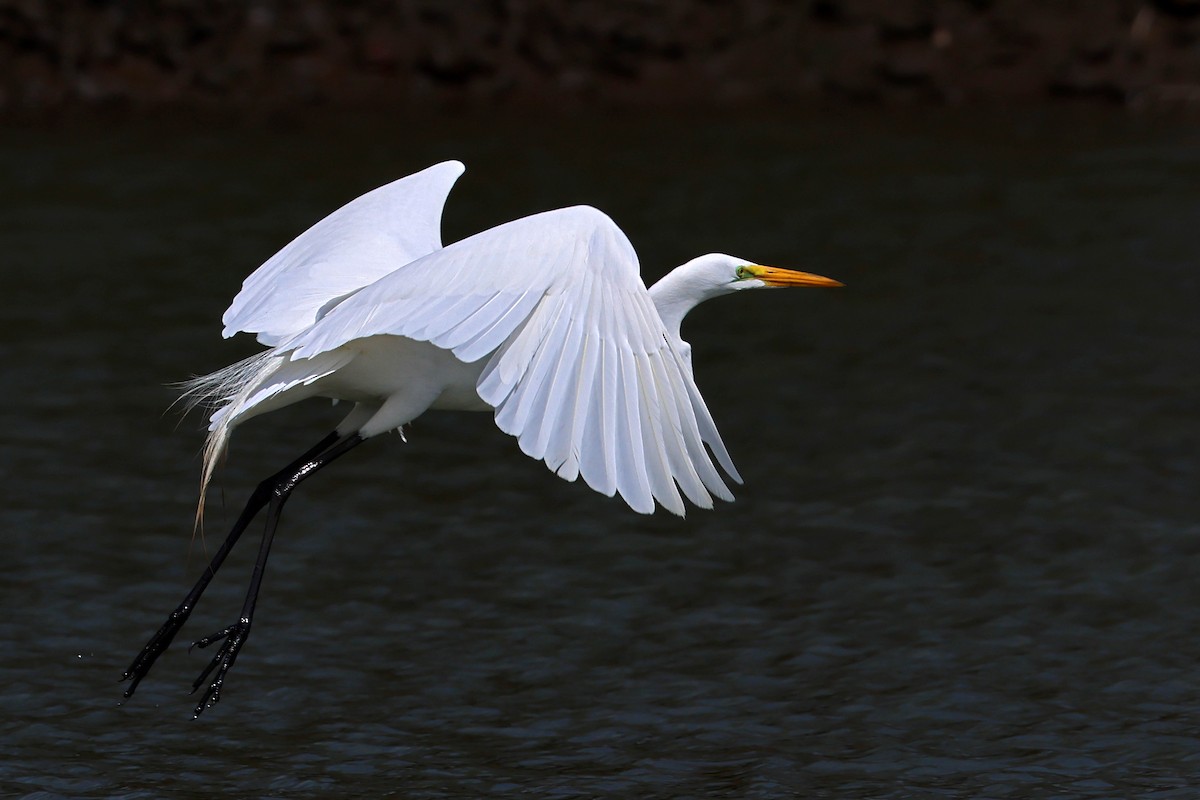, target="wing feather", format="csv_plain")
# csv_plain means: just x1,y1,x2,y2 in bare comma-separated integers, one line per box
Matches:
660,348,734,503
614,345,654,513
688,375,744,485
524,313,582,464
223,161,465,345
433,291,531,356
538,317,584,472
592,339,621,498
555,330,599,484
282,203,738,515
453,291,542,363
633,353,687,515
504,296,572,443
646,347,712,508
